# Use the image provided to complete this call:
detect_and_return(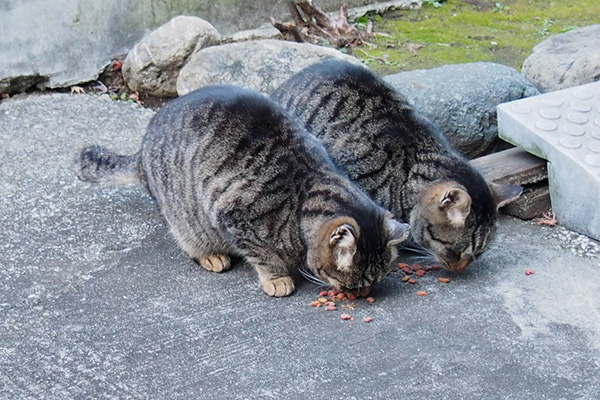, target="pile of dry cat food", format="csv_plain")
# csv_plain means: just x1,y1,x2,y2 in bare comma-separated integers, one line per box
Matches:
397,262,452,296
310,289,377,323
310,263,452,322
